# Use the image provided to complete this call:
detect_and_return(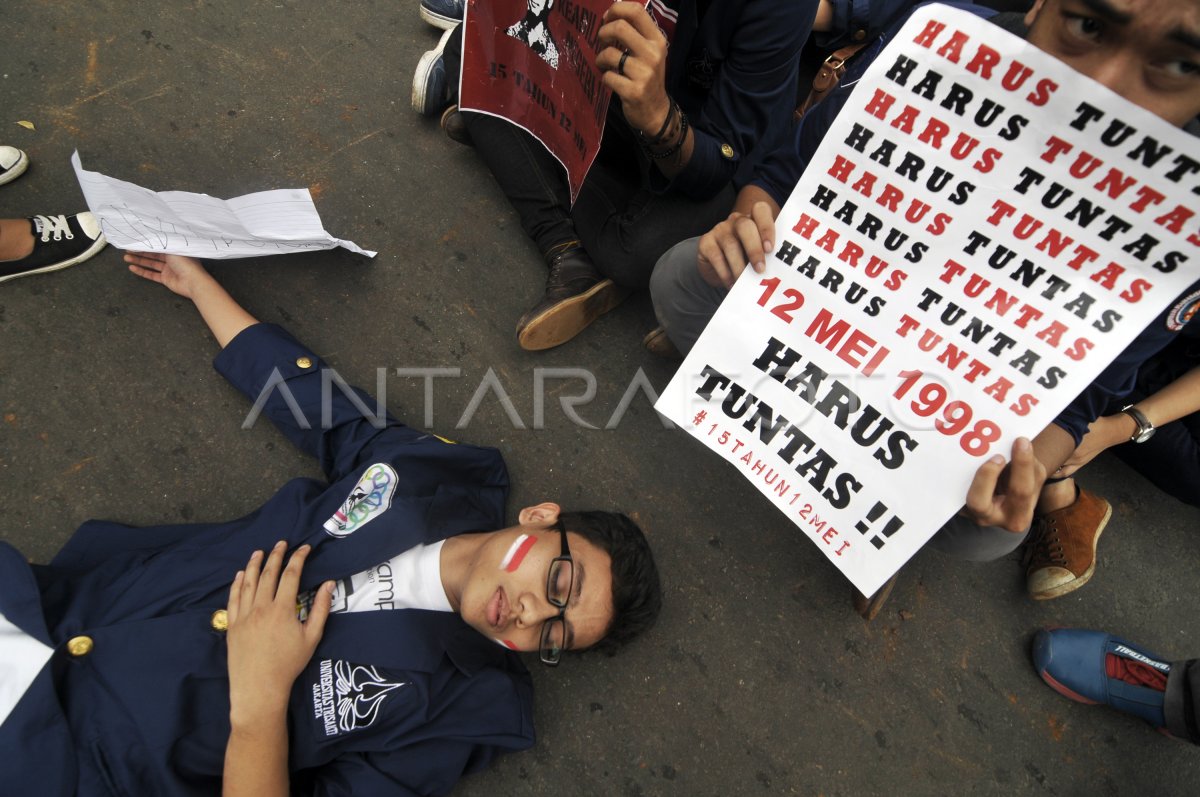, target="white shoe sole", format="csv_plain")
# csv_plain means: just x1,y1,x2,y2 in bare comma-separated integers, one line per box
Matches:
517,279,629,351
0,149,30,186
0,234,108,284
419,6,460,30
412,28,454,115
